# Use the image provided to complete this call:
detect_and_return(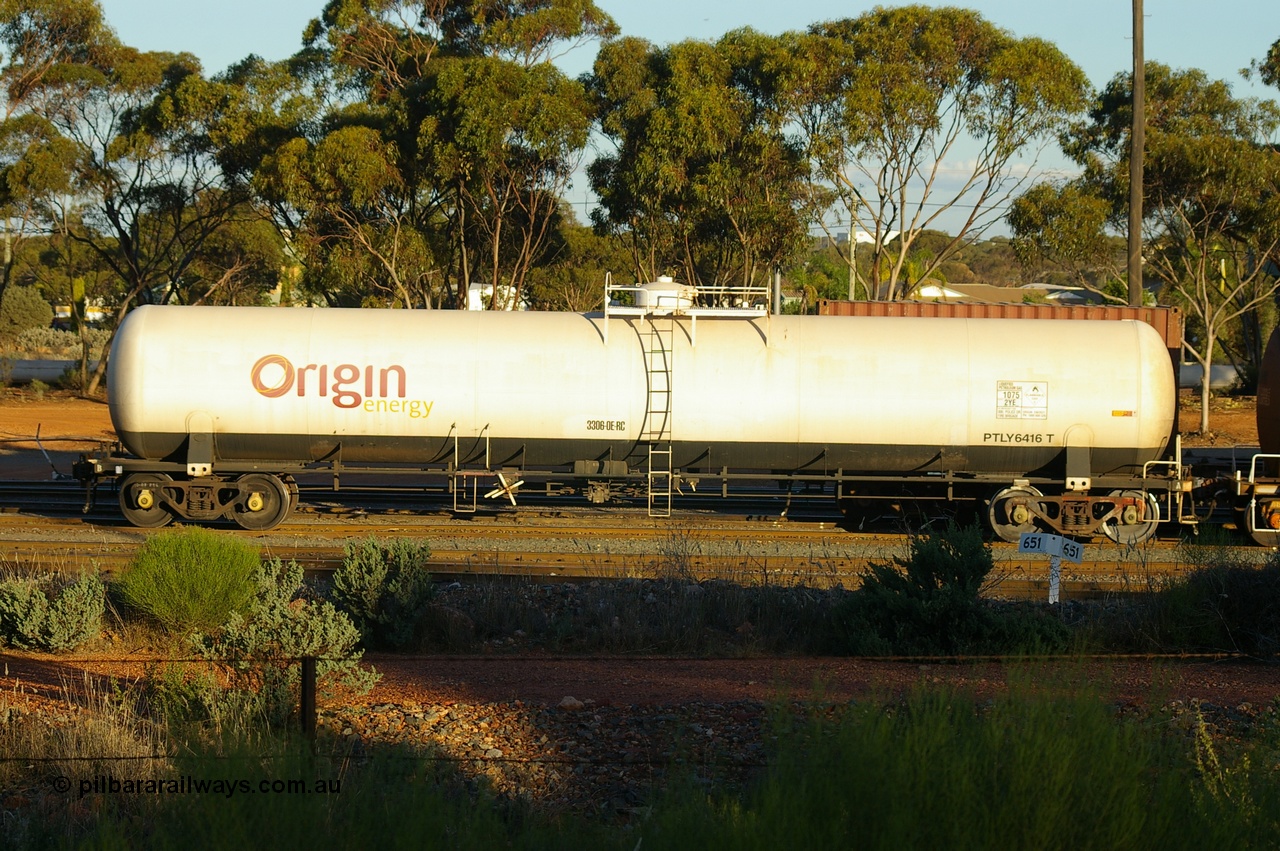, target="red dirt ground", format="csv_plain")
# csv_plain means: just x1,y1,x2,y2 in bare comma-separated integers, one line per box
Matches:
4,649,1280,713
